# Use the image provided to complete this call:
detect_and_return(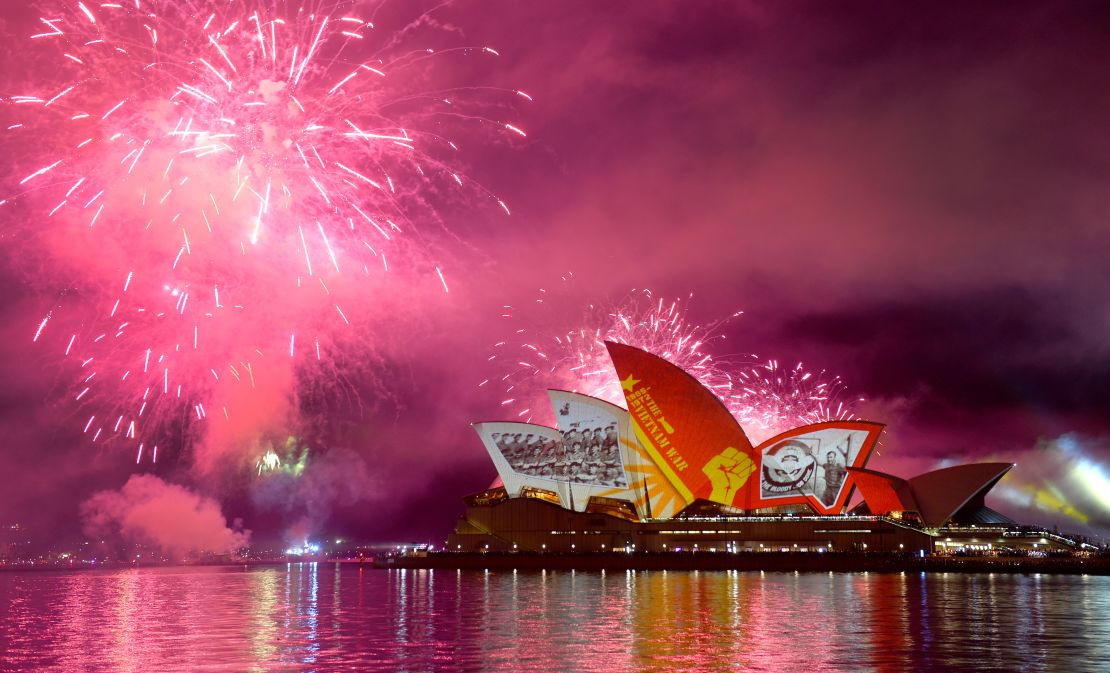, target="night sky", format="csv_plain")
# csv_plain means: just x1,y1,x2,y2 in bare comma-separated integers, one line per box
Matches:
2,0,1109,550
